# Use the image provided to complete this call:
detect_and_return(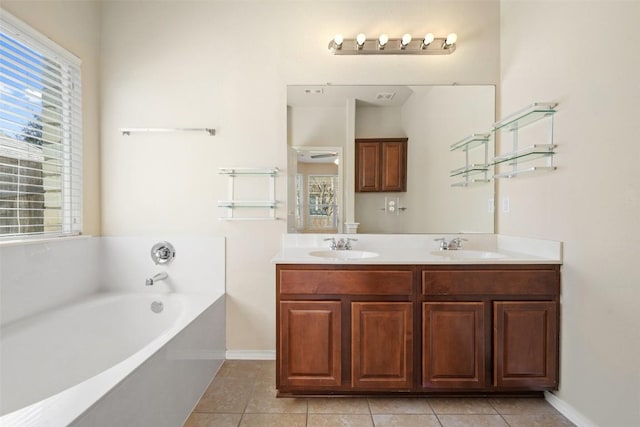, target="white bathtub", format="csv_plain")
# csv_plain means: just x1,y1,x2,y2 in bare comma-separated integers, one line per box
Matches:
0,291,225,426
